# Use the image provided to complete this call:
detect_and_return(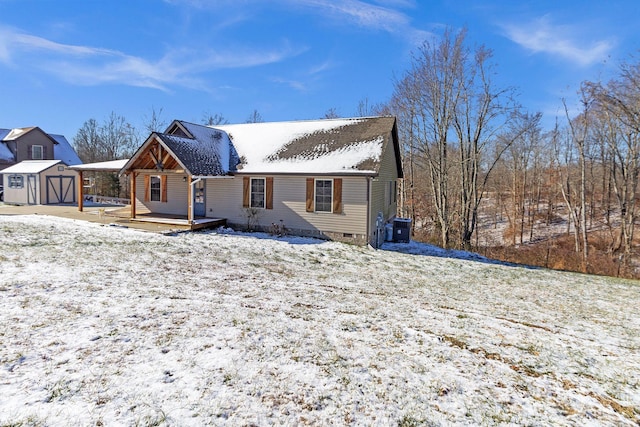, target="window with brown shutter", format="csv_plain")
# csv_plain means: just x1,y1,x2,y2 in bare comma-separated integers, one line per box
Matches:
306,178,314,212
333,178,342,214
144,175,150,202
266,177,273,210
242,176,250,208
160,175,167,202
